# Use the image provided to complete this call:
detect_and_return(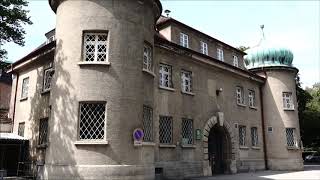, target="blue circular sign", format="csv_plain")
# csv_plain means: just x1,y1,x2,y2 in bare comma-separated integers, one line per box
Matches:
133,128,144,141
